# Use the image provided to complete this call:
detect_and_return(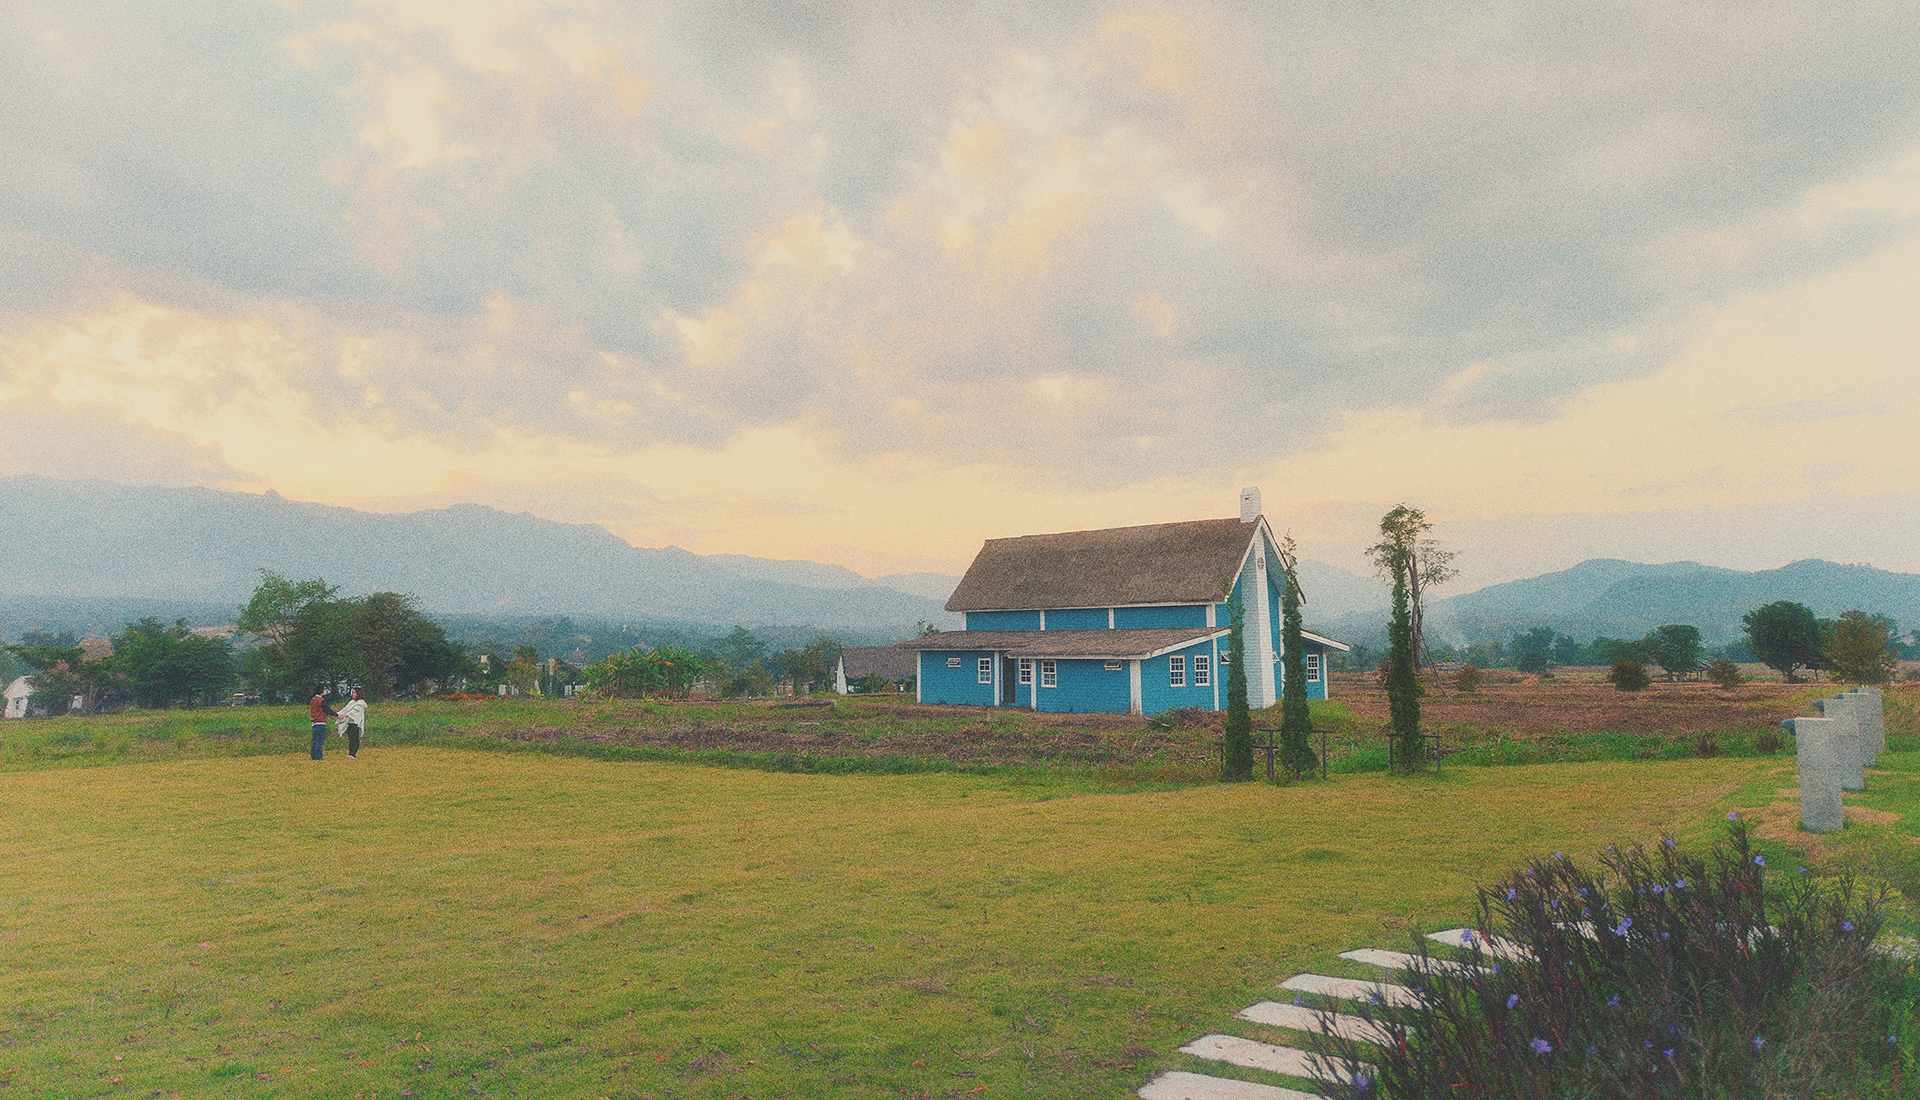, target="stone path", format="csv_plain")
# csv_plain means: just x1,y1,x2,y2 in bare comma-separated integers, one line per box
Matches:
1136,939,1487,1099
